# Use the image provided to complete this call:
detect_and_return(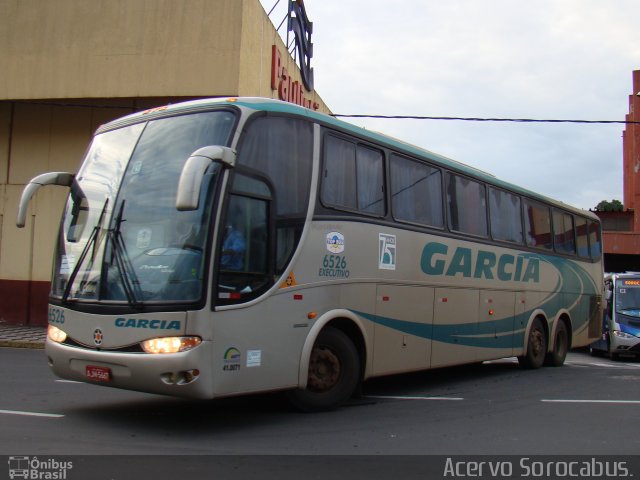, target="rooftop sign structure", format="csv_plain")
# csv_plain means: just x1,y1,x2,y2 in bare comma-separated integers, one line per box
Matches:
288,0,314,91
